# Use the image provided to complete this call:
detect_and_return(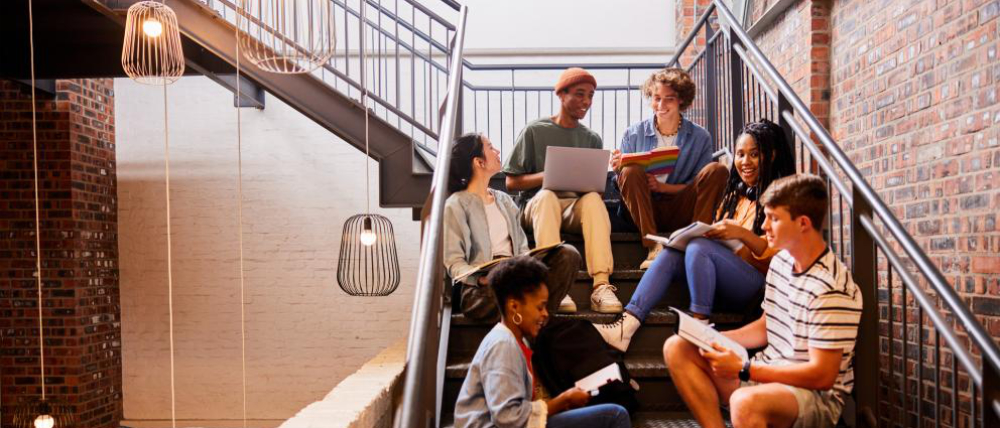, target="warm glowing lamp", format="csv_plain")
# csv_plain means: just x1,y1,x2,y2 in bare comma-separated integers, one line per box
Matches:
33,415,54,428
142,19,163,37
